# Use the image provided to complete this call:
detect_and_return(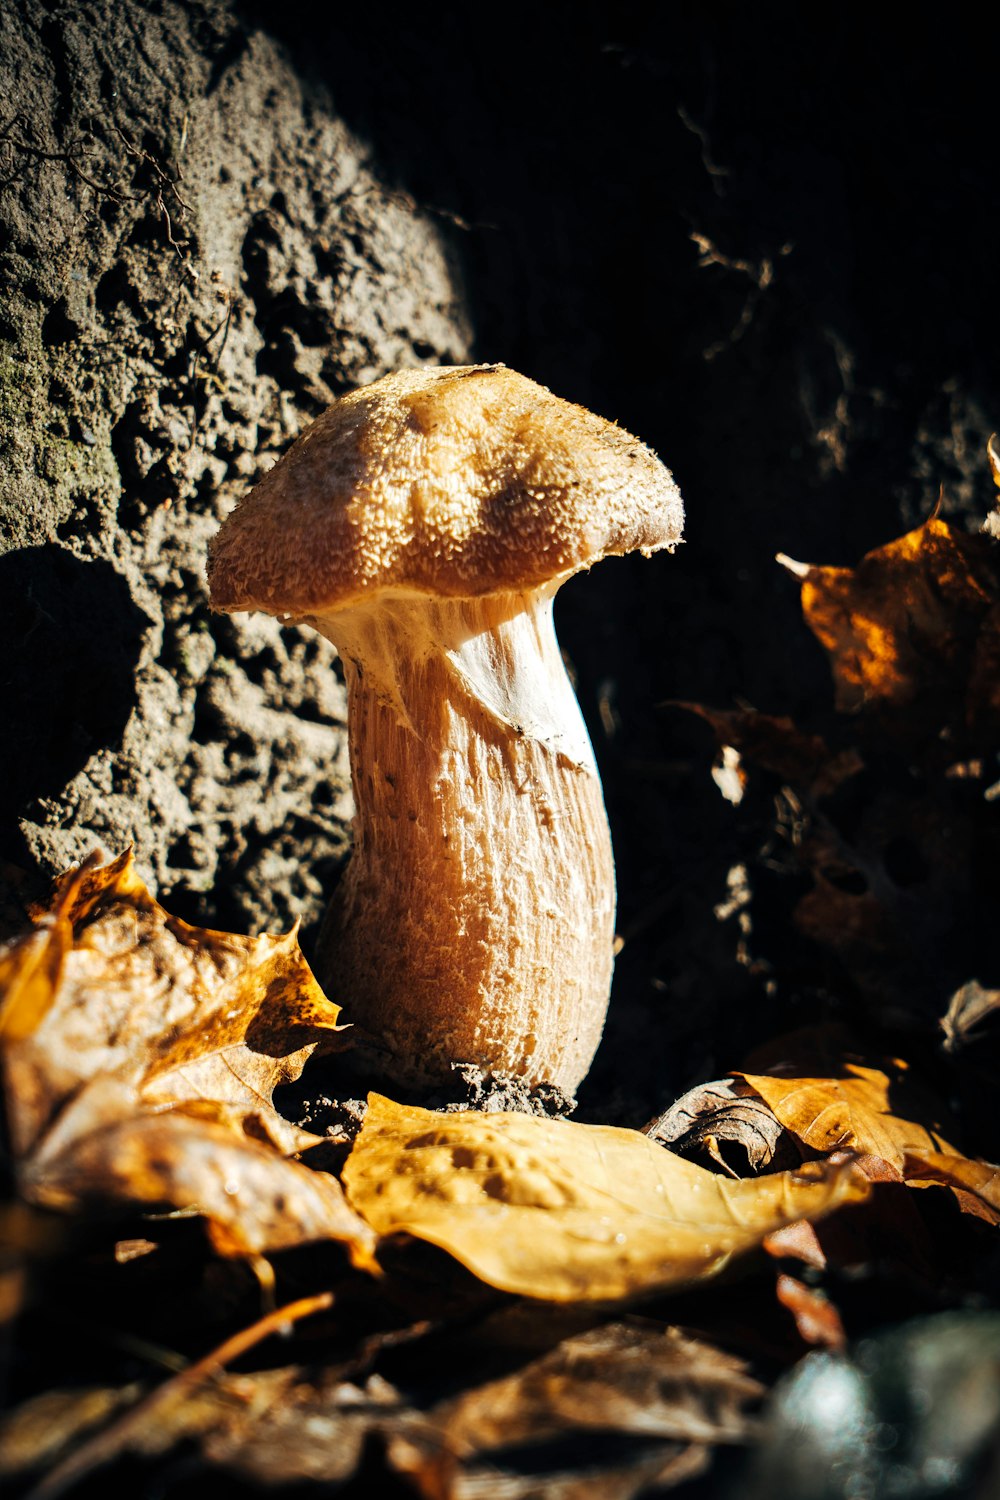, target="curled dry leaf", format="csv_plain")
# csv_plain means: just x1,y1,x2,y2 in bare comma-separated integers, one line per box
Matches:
940,979,1000,1053
735,1028,1000,1225
901,1151,1000,1226
645,1077,802,1176
0,849,375,1262
342,1094,869,1303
